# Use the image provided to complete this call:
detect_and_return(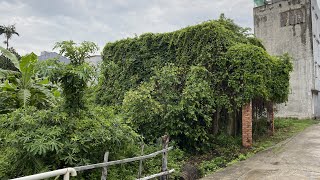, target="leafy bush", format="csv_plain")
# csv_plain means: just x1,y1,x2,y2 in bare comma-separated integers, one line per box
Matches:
101,16,293,151
199,157,226,175
97,16,251,105
53,41,98,114
0,104,184,179
0,106,140,179
138,142,185,179
123,64,216,151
